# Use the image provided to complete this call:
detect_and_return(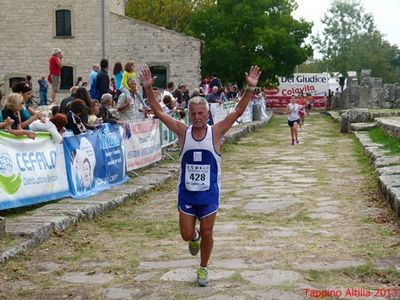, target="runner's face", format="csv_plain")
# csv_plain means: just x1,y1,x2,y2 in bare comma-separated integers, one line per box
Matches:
189,103,208,128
